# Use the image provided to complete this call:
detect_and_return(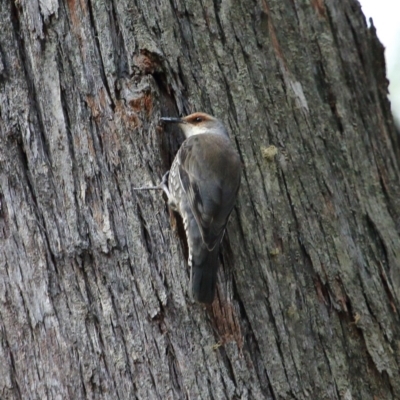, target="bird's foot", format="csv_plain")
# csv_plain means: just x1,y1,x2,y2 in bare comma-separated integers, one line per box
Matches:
212,342,222,351
159,171,170,196
132,171,170,195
